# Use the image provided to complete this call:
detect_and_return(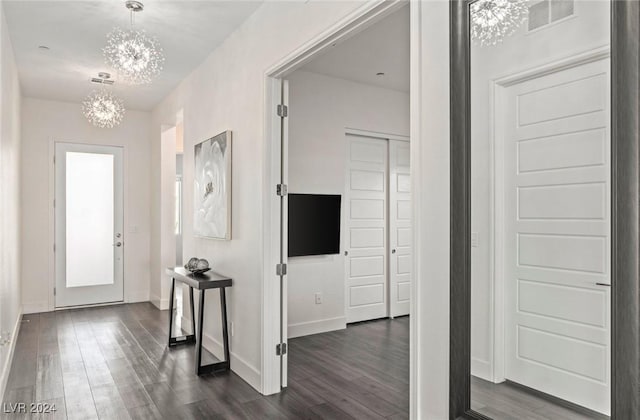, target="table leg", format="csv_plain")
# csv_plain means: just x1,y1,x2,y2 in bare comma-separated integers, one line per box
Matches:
195,289,205,375
189,287,196,335
220,287,230,364
167,277,175,347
